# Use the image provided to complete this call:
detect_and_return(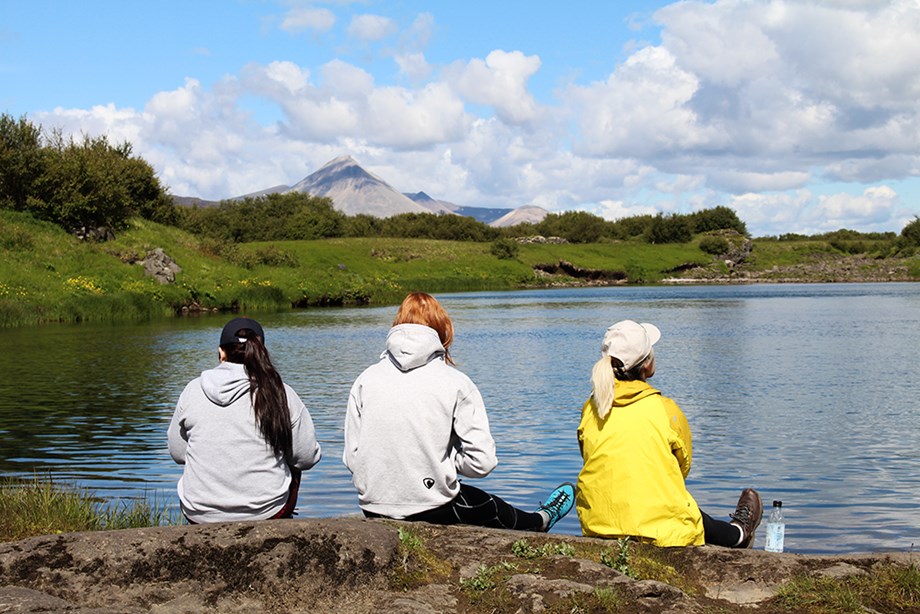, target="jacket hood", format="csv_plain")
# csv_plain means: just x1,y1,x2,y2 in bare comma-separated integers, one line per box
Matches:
612,379,660,407
385,323,446,372
200,361,251,406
